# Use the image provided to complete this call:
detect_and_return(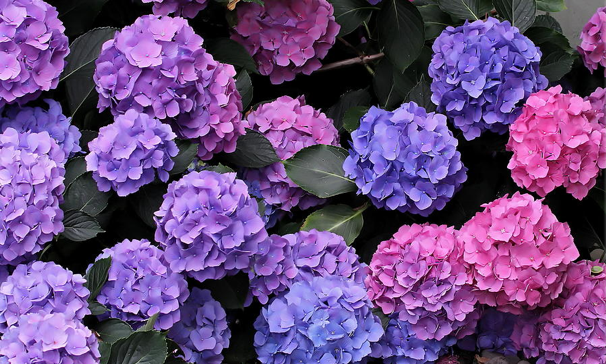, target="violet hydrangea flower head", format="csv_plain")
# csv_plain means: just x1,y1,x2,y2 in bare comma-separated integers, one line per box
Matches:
231,0,340,84
343,102,467,217
507,85,606,200
457,308,518,356
429,17,547,140
0,128,65,266
85,109,178,197
168,288,231,364
155,170,268,282
241,96,340,212
366,224,478,340
0,261,90,333
141,0,208,18
586,86,606,126
459,192,579,314
93,238,189,330
579,7,606,75
0,0,70,106
254,275,384,364
0,312,100,364
94,15,244,160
